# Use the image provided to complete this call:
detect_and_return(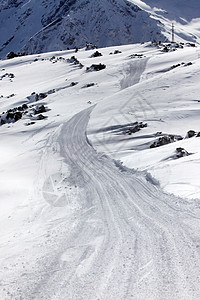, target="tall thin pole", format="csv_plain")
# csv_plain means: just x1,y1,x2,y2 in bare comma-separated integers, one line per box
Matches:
172,23,175,43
